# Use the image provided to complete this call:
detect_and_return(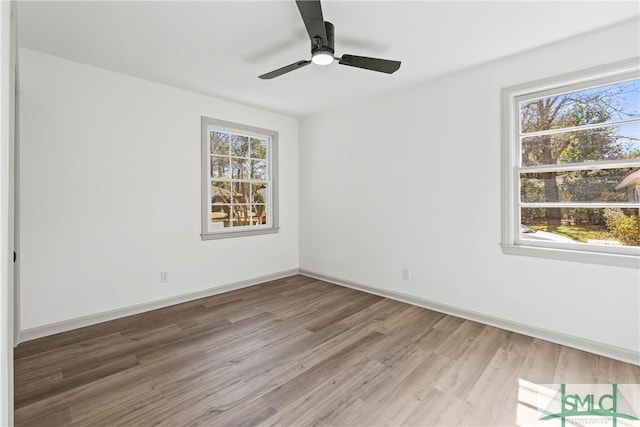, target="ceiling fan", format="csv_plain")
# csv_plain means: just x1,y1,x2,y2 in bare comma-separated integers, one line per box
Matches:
259,0,401,79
